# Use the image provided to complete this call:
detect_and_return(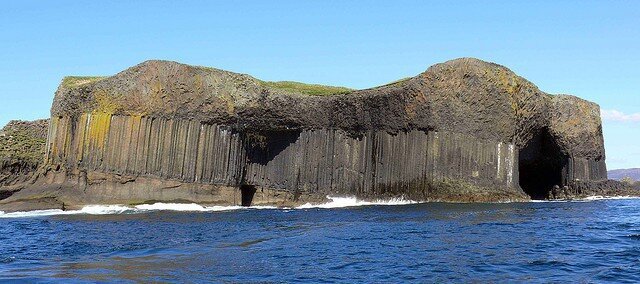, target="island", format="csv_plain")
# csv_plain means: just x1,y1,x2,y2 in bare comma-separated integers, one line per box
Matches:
0,58,635,212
